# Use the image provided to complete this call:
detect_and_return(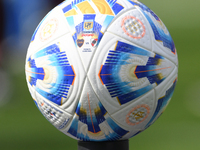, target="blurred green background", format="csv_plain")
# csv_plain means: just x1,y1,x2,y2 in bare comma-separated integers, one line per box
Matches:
0,0,199,149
